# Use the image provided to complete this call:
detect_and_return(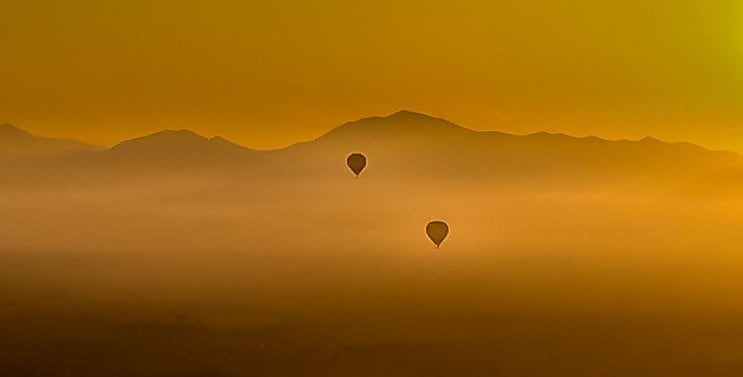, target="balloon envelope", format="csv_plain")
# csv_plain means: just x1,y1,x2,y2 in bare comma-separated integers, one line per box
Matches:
346,153,367,177
426,220,449,248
